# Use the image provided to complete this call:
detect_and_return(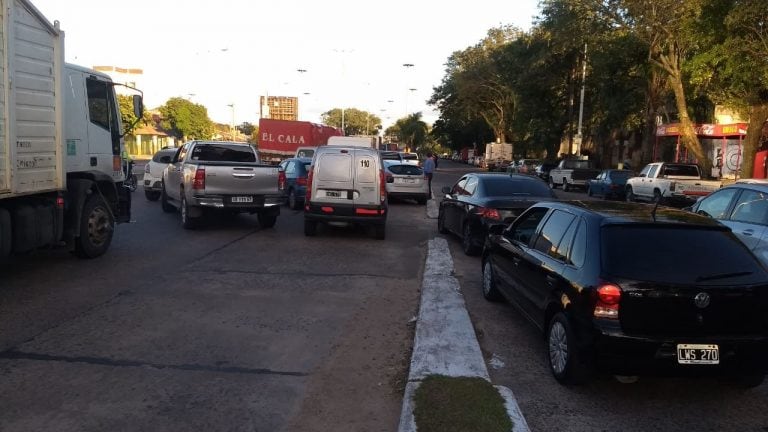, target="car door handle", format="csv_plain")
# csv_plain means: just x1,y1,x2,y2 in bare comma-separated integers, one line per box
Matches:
742,230,754,236
546,275,558,286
